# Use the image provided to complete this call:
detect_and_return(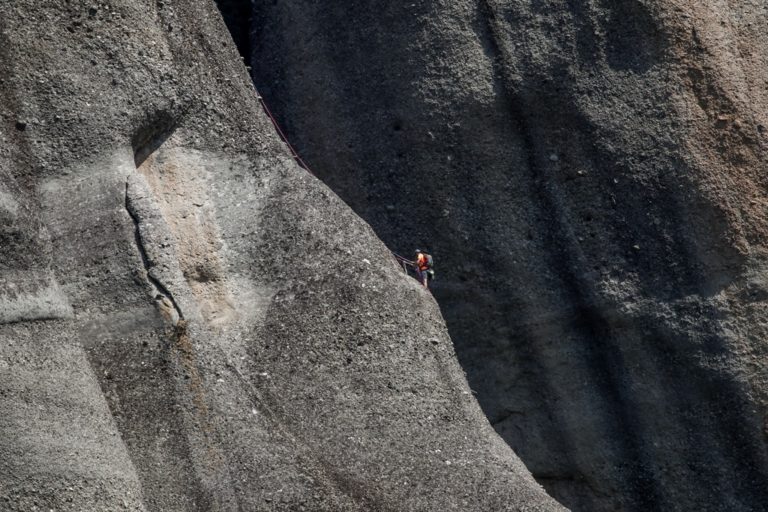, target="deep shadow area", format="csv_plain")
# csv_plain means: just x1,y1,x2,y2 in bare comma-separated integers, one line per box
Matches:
212,1,768,511
132,110,177,167
211,0,252,68
600,0,665,73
